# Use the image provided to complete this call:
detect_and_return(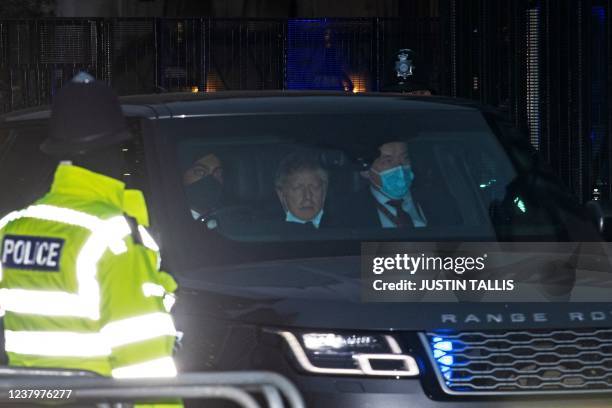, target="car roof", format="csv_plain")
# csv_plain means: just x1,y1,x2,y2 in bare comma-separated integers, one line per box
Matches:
0,91,484,124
